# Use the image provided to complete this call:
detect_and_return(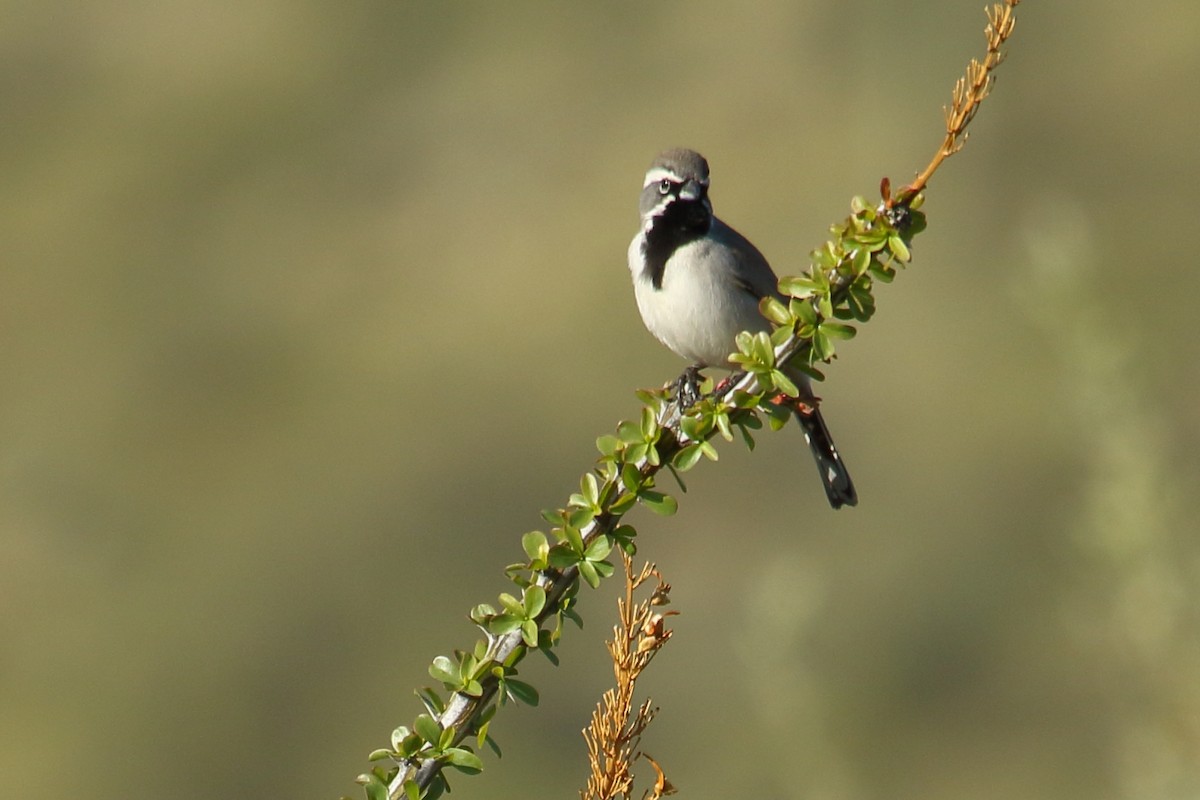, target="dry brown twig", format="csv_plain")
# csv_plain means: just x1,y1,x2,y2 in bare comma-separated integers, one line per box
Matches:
895,0,1021,204
580,555,679,800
